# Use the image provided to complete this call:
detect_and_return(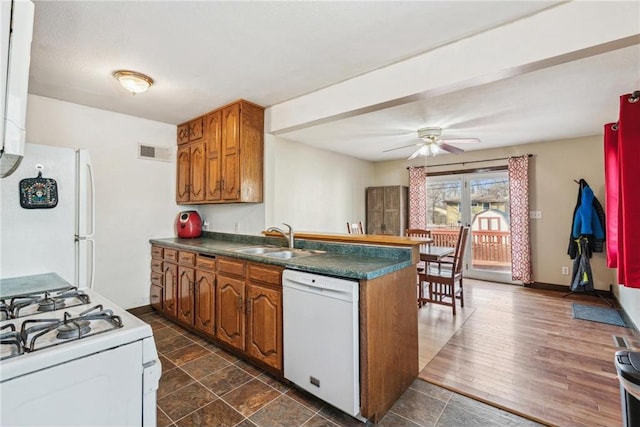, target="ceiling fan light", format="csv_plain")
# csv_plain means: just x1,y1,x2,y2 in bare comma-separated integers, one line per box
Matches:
428,144,440,156
113,70,154,94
